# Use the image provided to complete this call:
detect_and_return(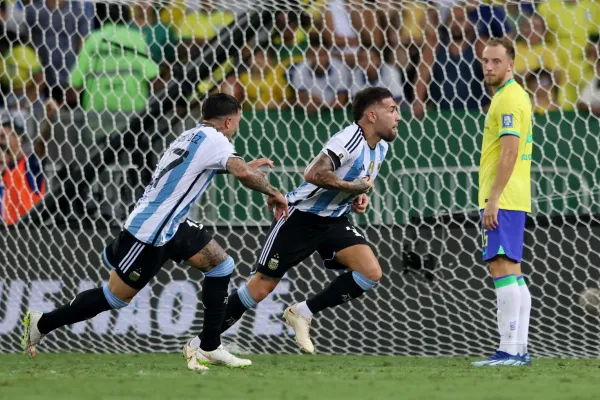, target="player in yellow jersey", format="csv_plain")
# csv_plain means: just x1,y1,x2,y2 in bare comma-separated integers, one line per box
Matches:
472,38,533,367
